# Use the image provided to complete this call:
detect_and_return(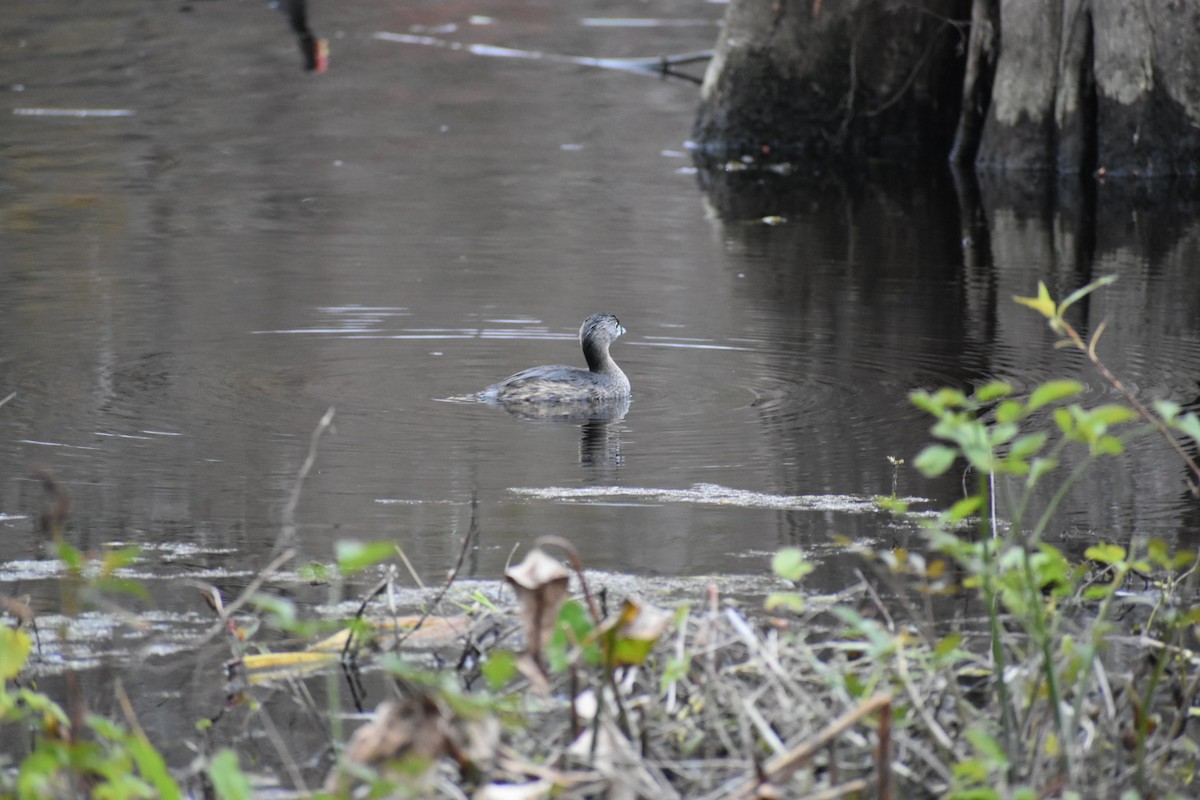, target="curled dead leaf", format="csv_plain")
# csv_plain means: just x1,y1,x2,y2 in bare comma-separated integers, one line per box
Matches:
325,692,499,792
1,596,36,627
505,548,570,669
596,596,673,668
